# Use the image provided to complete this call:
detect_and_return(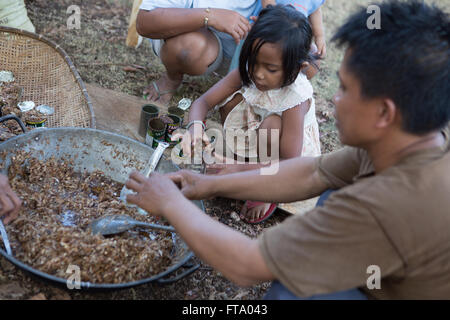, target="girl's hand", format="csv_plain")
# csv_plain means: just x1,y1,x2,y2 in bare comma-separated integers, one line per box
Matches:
125,171,185,216
172,123,210,158
315,36,327,58
208,9,251,44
